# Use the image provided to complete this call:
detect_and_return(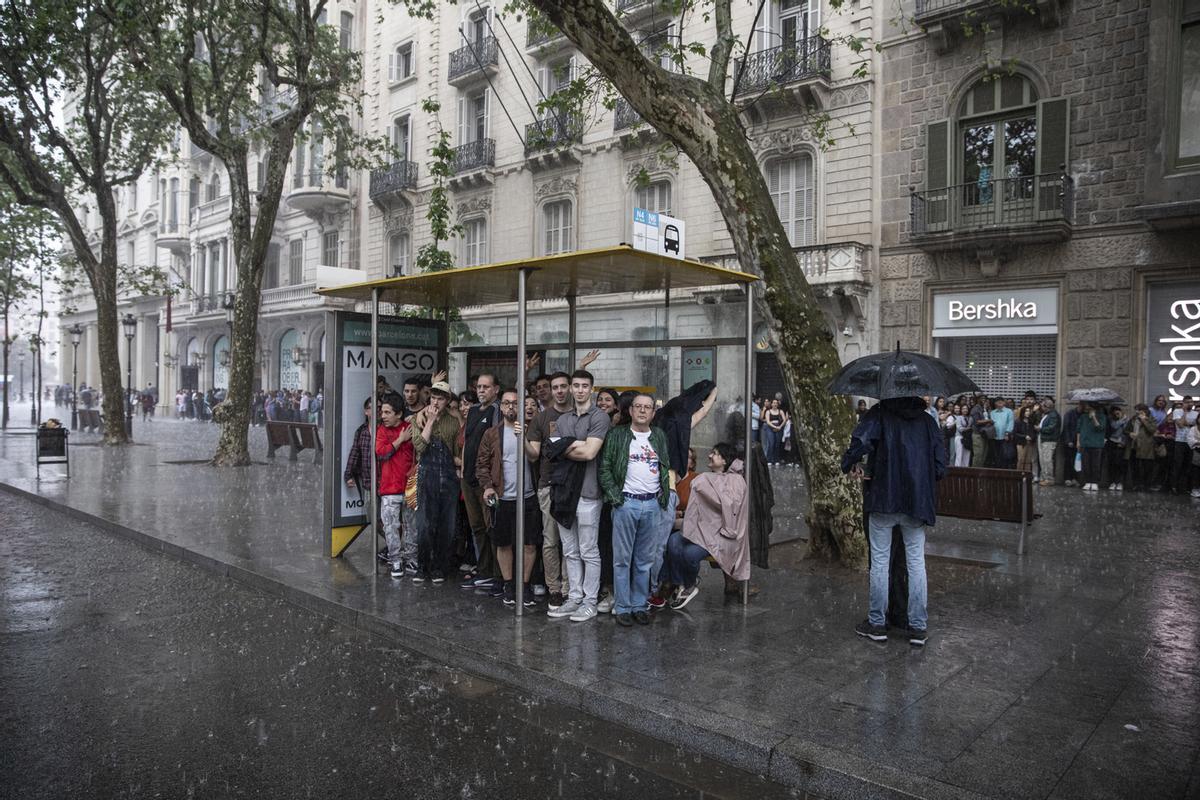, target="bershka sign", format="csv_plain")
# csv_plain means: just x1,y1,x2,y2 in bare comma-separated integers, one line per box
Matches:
932,287,1058,337
948,297,1039,321
1145,282,1200,401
